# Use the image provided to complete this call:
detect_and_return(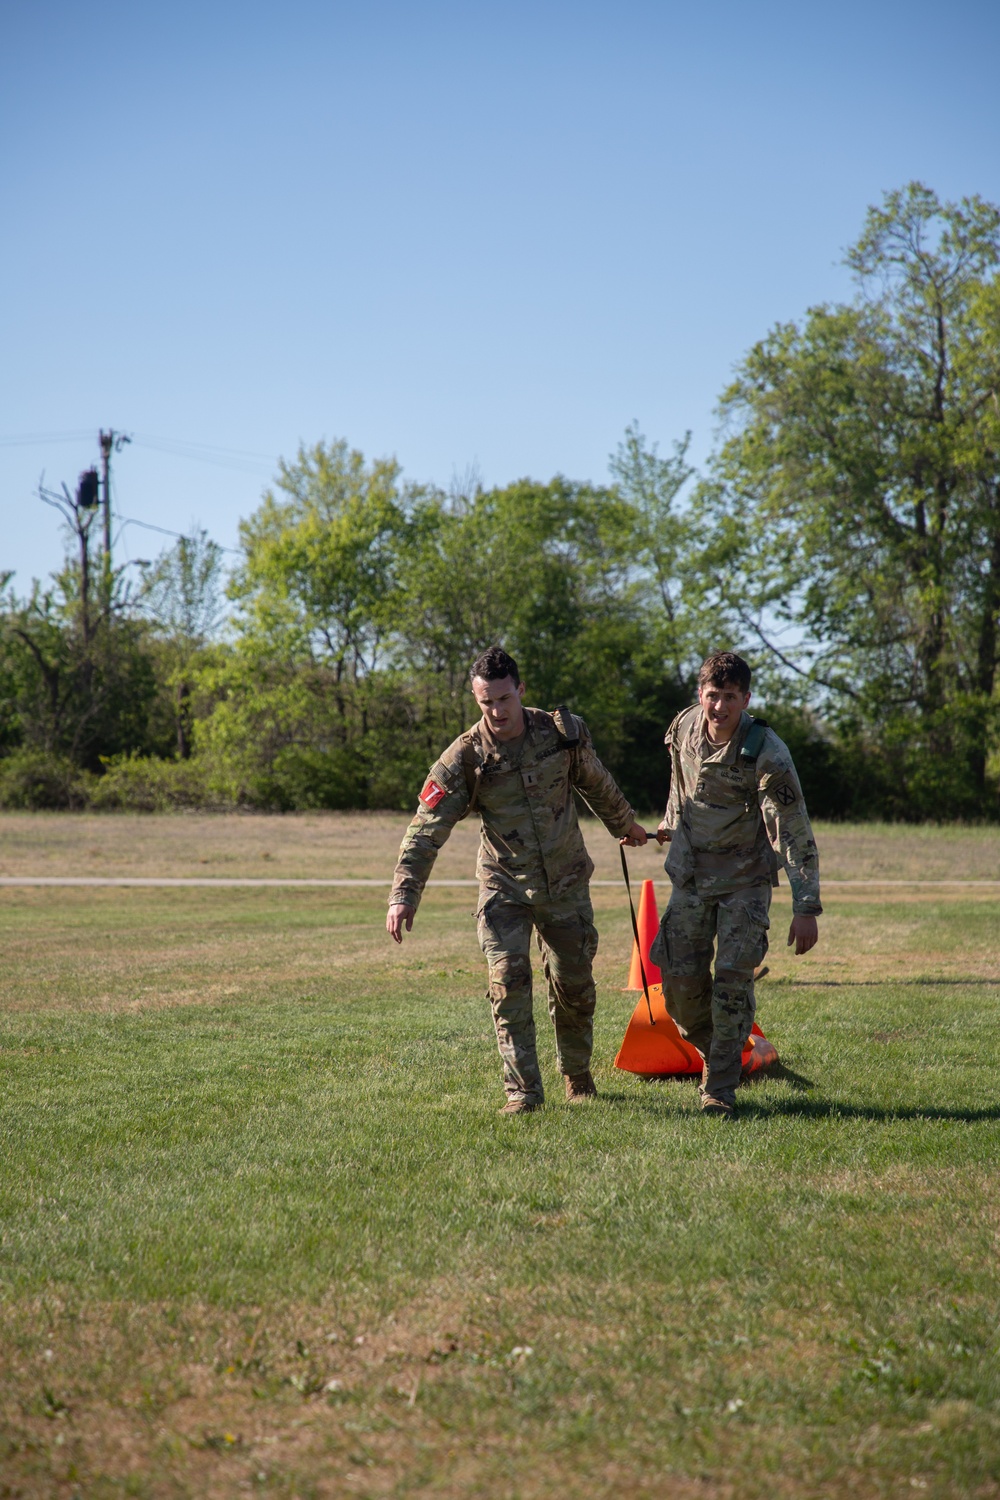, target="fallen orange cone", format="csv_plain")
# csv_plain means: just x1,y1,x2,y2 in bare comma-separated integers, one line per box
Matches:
742,1029,778,1074
626,878,662,990
615,982,701,1073
614,983,777,1075
615,879,779,1075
